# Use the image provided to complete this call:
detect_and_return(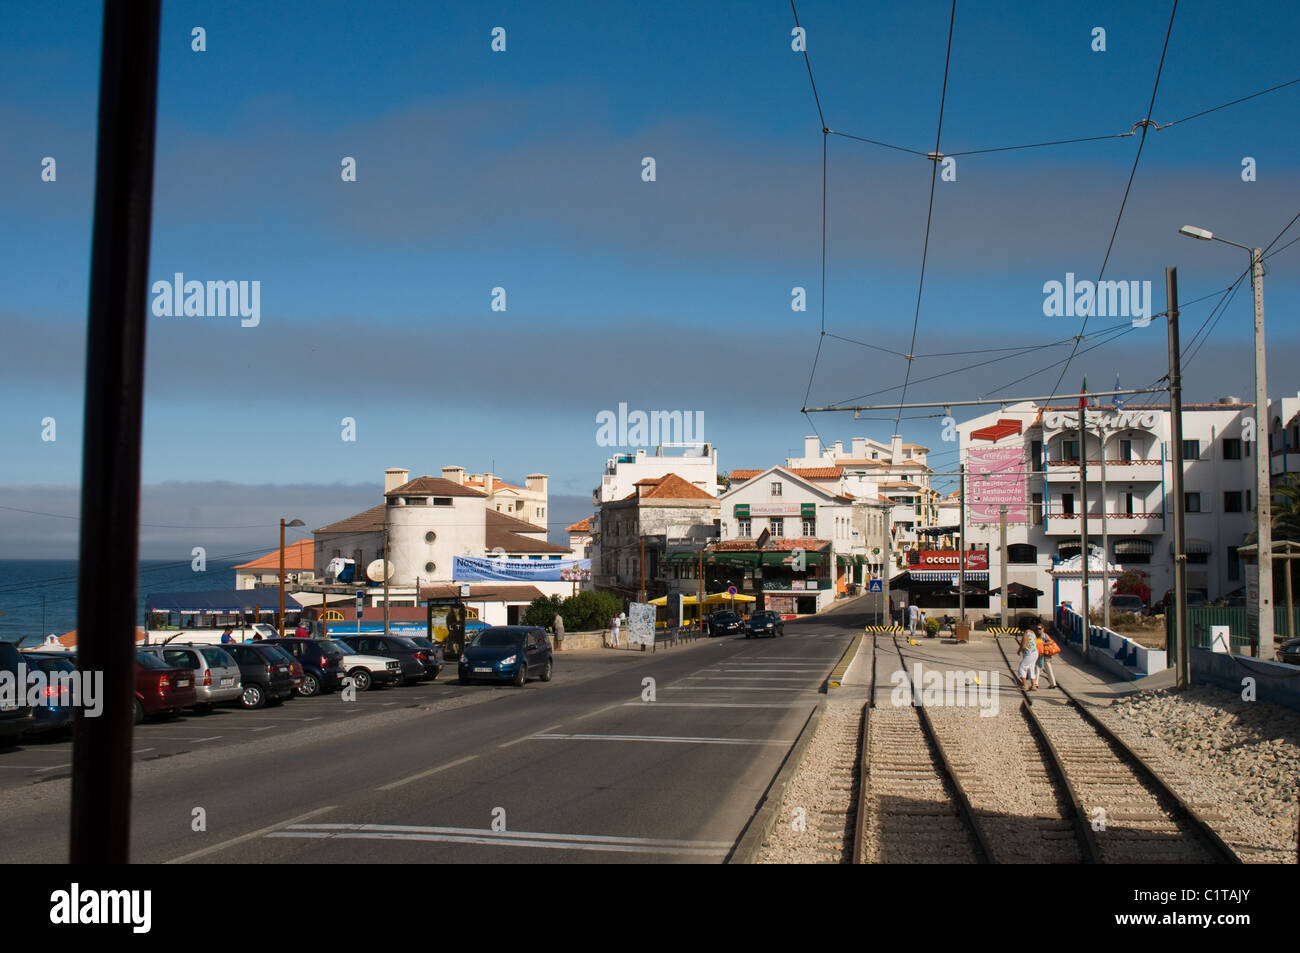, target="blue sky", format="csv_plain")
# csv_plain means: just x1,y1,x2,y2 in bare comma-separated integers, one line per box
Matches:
2,0,1299,555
